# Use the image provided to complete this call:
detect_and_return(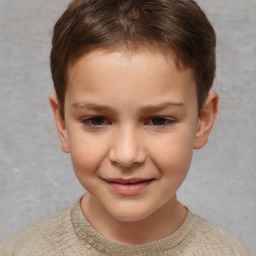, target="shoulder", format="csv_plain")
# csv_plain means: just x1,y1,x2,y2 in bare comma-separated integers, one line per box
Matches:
188,212,252,256
0,207,74,256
